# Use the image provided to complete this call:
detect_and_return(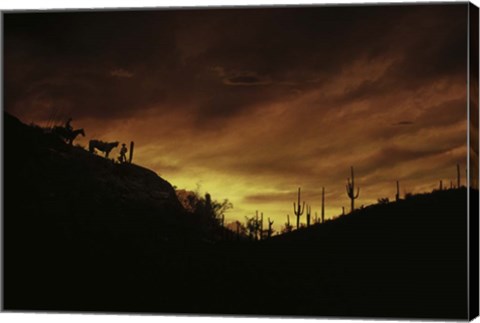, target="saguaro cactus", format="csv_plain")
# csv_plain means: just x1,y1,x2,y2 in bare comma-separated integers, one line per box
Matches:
129,141,134,164
268,218,274,238
457,164,461,188
255,211,259,240
293,187,305,229
342,206,345,216
284,214,293,233
439,180,443,191
260,212,264,240
306,205,311,227
246,215,257,240
395,180,400,201
321,187,325,223
346,166,360,213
